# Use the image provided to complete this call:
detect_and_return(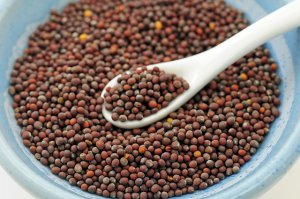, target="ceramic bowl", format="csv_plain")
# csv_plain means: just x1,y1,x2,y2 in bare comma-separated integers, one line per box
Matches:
0,0,299,198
